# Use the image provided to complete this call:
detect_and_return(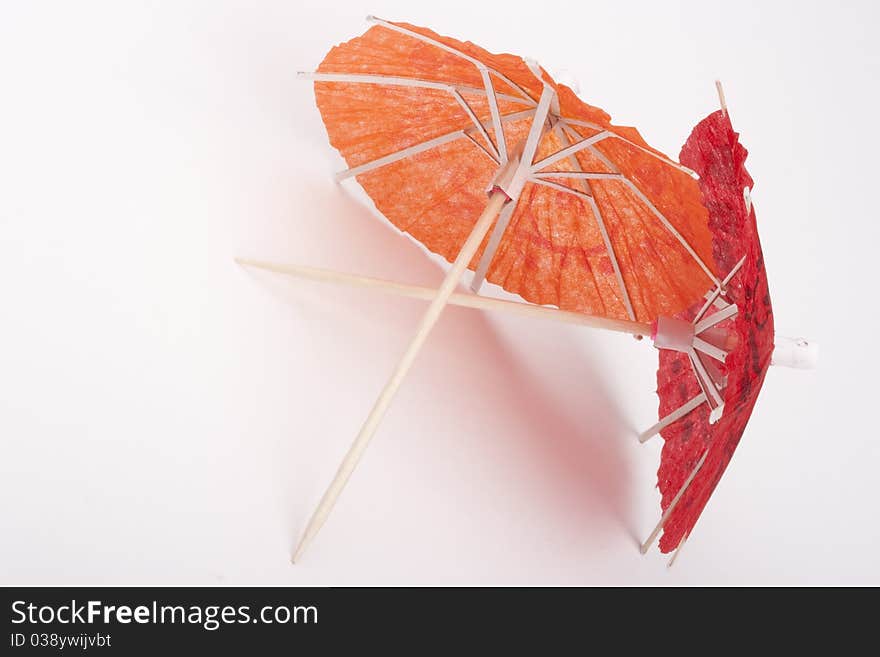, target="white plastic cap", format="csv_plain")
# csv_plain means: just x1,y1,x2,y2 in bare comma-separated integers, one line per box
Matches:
771,335,819,369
